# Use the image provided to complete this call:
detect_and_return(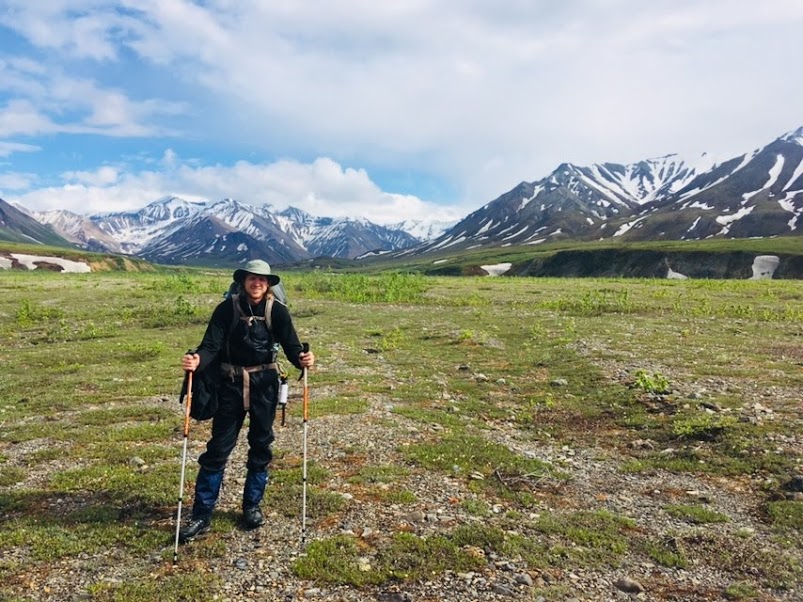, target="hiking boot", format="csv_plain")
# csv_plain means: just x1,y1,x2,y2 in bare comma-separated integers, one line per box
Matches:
178,517,211,543
243,506,264,529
